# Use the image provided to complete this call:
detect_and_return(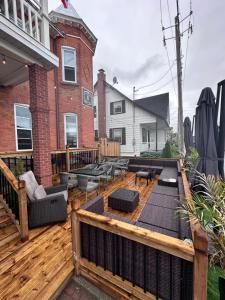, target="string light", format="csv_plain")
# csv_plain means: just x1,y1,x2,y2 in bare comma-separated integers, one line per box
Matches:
2,56,6,64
